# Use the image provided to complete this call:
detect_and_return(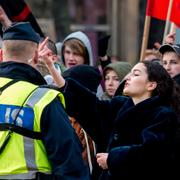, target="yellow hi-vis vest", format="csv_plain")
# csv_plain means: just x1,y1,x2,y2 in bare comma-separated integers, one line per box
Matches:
0,77,65,179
